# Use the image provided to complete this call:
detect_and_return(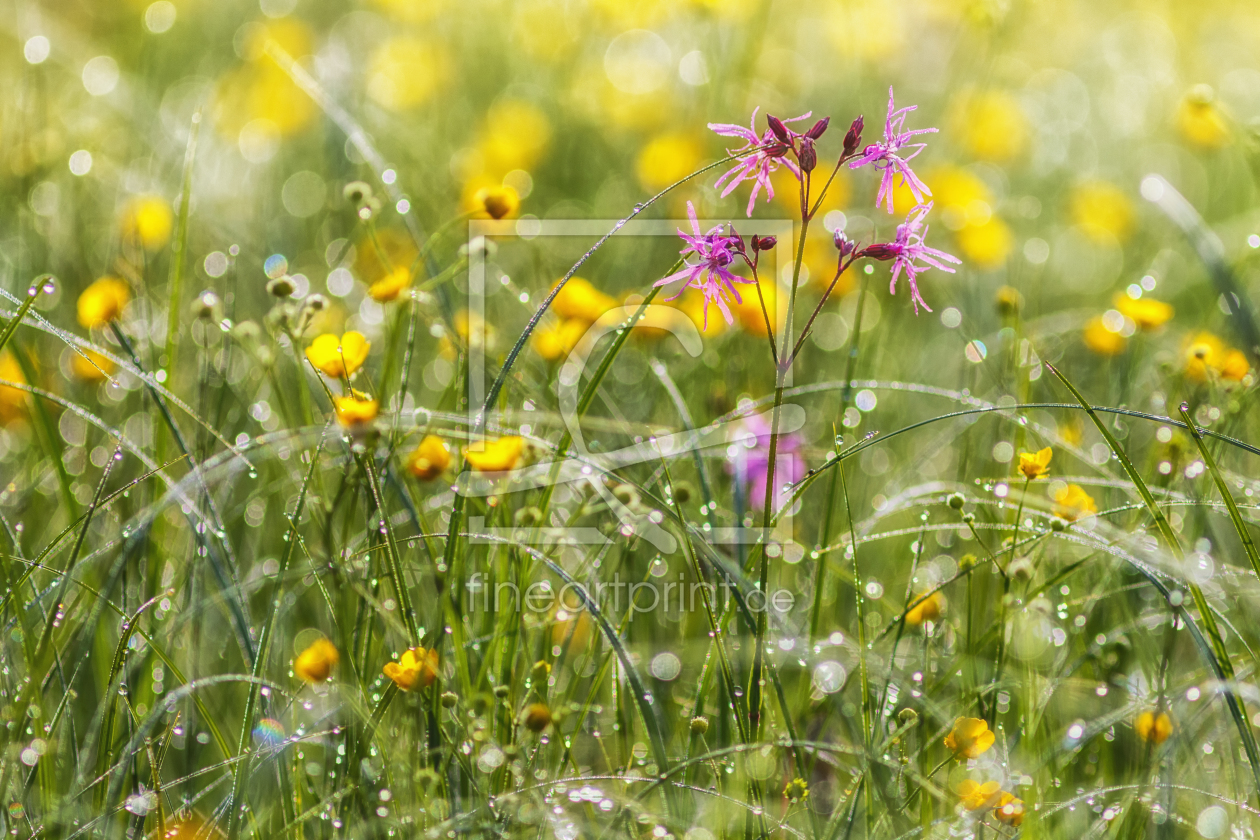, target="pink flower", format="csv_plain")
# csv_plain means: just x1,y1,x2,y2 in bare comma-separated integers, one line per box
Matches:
727,413,805,512
861,202,960,314
849,87,937,214
654,202,751,328
710,108,813,217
